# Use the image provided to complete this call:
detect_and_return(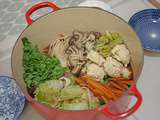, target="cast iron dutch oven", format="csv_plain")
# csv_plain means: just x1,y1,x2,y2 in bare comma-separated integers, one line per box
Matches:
12,2,143,120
